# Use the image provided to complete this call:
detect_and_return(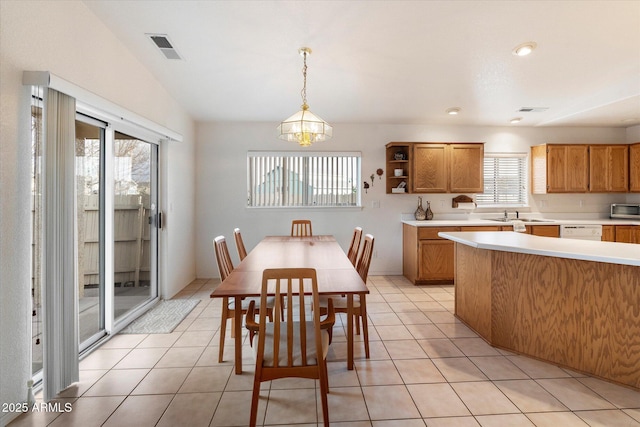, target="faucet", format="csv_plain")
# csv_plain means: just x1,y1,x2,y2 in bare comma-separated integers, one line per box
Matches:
504,210,520,220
